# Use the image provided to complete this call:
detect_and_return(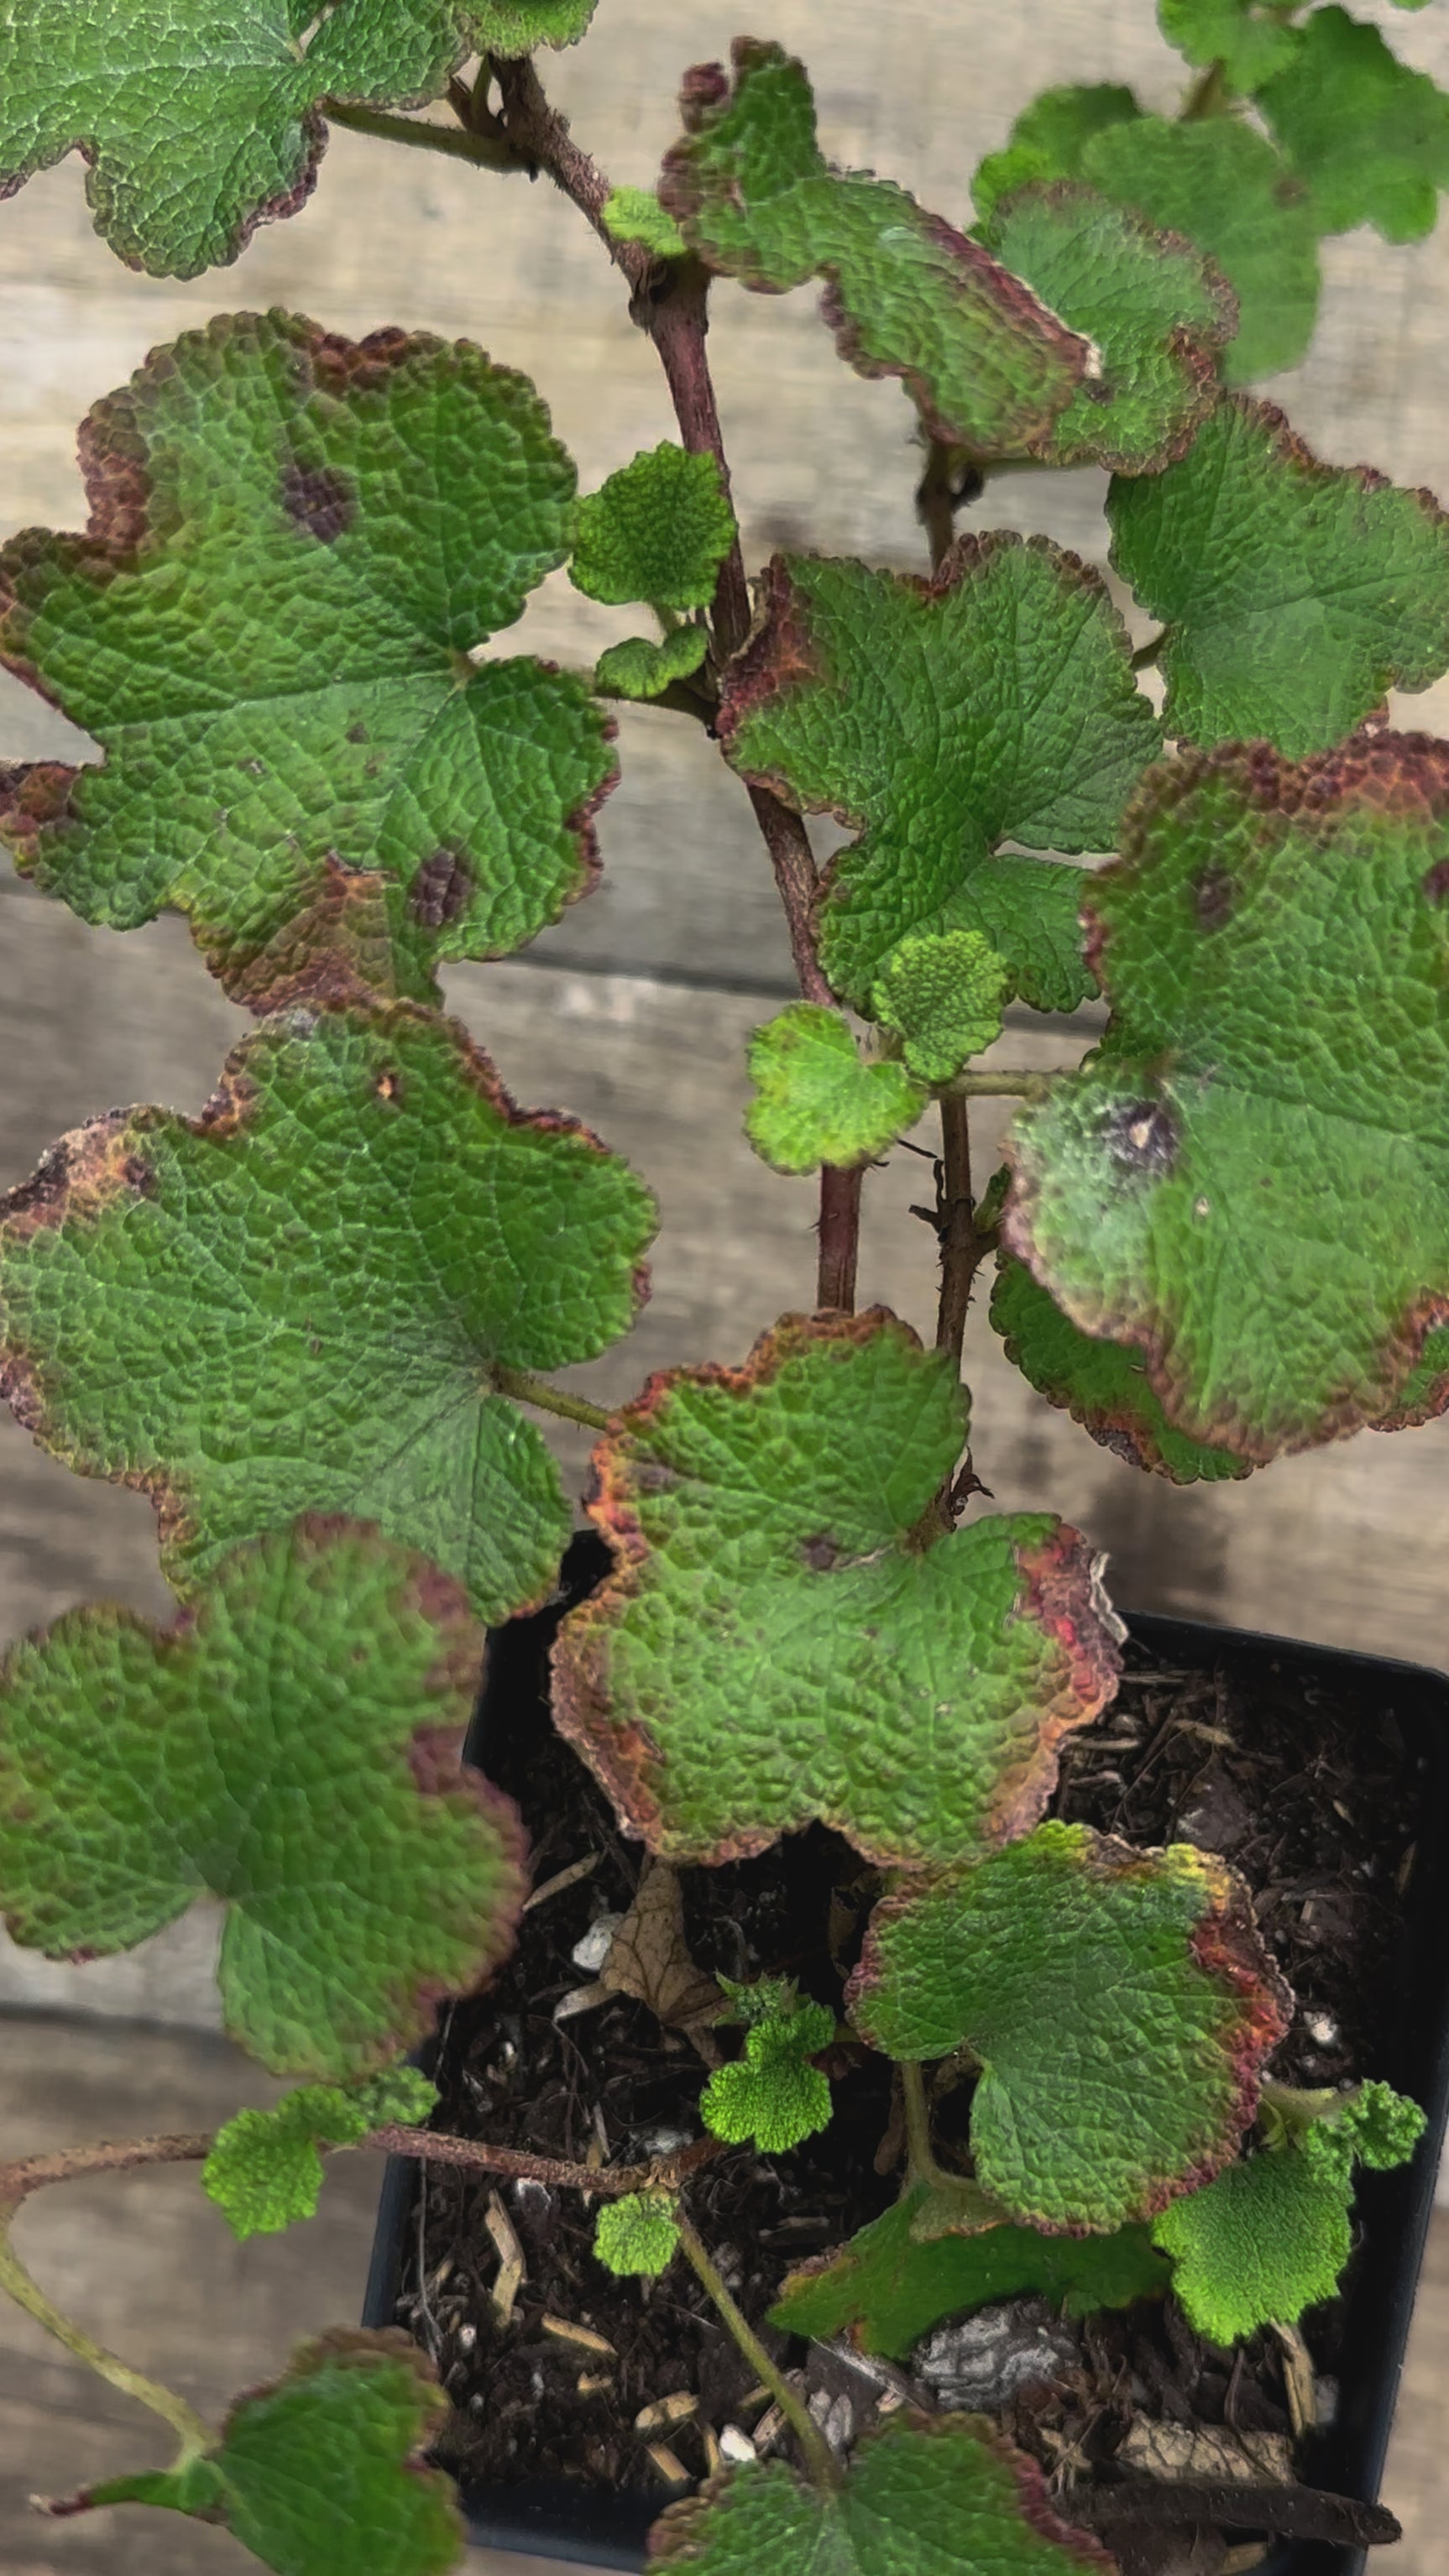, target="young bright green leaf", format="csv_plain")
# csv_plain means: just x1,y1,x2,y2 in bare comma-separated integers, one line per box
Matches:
659,40,1092,459
1080,114,1319,384
719,540,1159,1014
594,2191,681,2276
769,2183,1170,2359
850,1821,1289,2232
1152,2148,1353,2345
1158,0,1302,91
700,1997,835,2153
203,2069,439,2239
871,931,1008,1085
603,185,688,258
552,1309,1122,1873
81,2330,462,2575
970,84,1142,226
991,1257,1251,1485
976,185,1237,473
1004,739,1449,1462
1111,398,1449,756
745,1006,927,1174
1259,6,1449,243
0,311,614,1011
0,1000,654,1621
594,625,709,702
0,1520,525,2077
469,0,599,54
1298,2078,1427,2187
651,2412,1113,2576
0,3,488,278
569,444,736,611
